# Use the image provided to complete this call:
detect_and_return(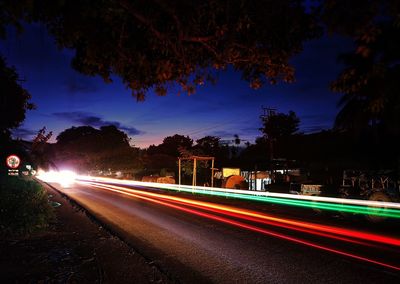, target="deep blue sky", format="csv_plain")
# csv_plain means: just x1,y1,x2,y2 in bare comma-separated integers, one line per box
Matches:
1,23,353,148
